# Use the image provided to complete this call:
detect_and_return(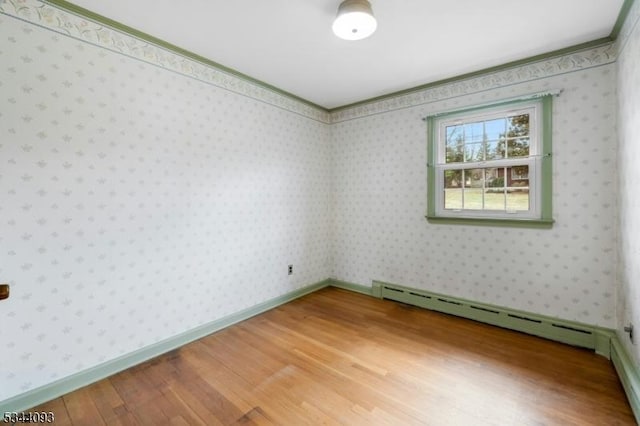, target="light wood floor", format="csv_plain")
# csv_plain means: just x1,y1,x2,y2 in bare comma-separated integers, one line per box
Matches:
35,287,635,425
